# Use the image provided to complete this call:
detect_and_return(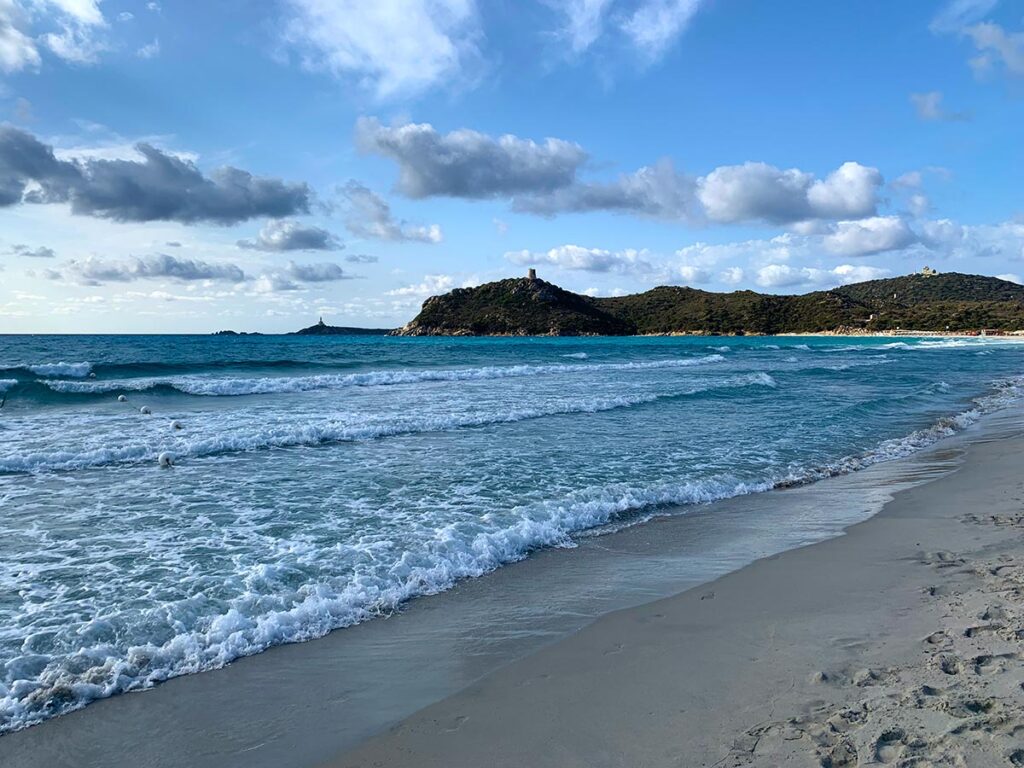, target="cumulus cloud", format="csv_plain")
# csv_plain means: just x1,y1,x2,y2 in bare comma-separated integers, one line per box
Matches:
362,119,886,227
0,126,311,224
506,244,652,273
282,0,481,98
823,216,918,257
755,263,889,290
696,161,883,225
340,181,442,242
387,273,456,297
0,0,112,71
910,91,969,121
676,264,711,284
719,266,744,285
356,117,587,199
53,254,247,285
513,158,697,220
285,261,352,282
345,253,378,263
238,219,342,251
9,243,55,258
